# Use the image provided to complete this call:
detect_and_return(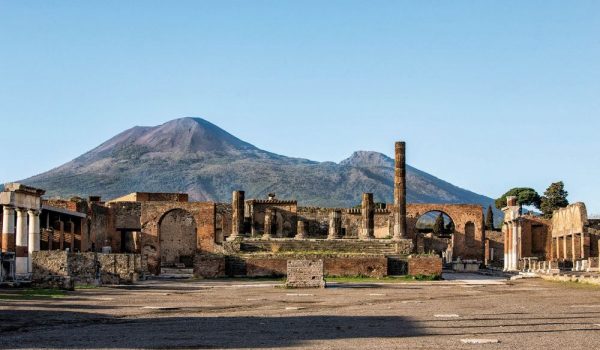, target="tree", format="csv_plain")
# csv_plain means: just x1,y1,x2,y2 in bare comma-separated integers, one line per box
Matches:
485,205,495,230
433,213,445,236
495,188,541,210
540,181,569,218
